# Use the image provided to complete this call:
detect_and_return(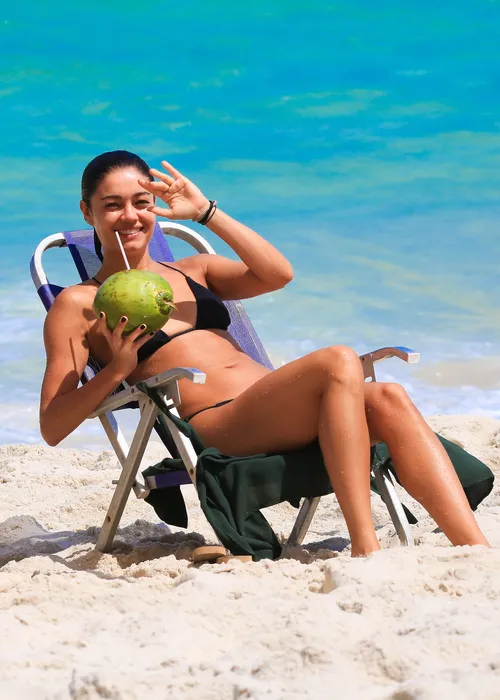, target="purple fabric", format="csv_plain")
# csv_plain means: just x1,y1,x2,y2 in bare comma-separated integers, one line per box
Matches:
149,223,176,263
64,223,174,281
63,223,273,369
150,471,193,489
37,283,65,312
